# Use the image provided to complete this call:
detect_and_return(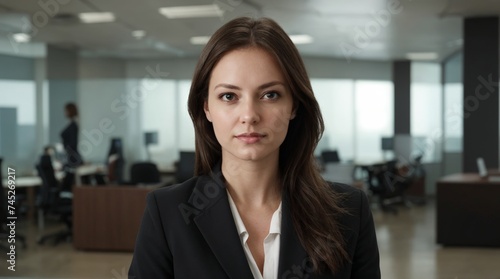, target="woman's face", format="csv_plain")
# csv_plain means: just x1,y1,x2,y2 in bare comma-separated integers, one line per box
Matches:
205,47,295,163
